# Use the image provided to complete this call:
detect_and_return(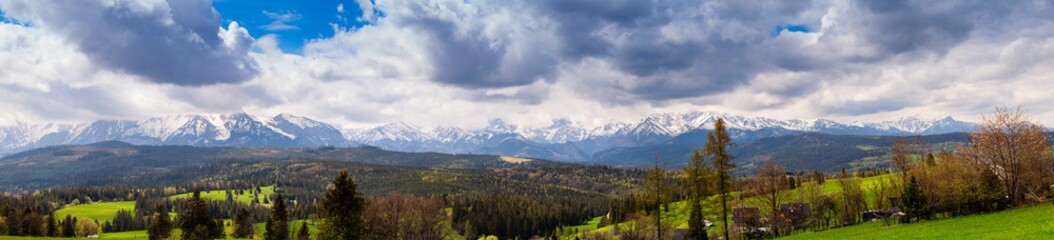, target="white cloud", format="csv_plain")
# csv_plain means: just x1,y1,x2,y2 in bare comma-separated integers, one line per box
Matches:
261,10,301,31
2,0,1054,130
